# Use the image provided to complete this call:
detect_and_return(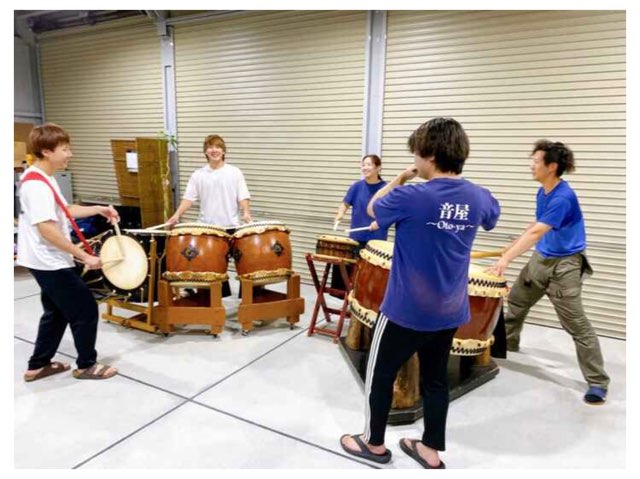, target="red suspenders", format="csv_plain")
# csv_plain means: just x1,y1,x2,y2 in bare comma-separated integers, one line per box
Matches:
21,171,95,256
